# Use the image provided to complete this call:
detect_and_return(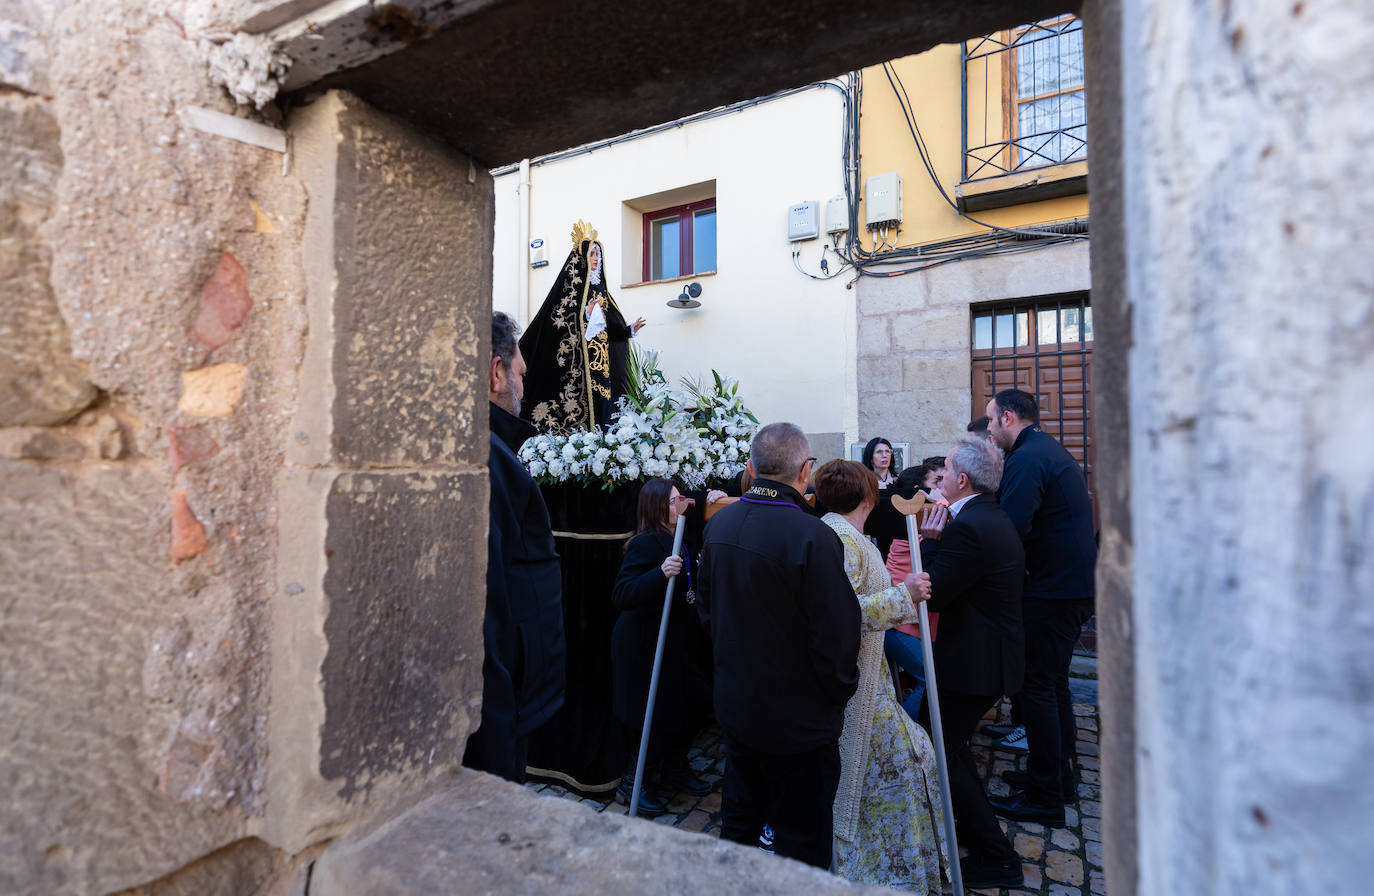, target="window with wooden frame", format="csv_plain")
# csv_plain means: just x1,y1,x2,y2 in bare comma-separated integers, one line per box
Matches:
1008,16,1086,169
641,199,717,282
